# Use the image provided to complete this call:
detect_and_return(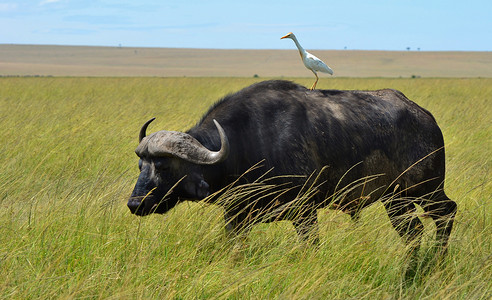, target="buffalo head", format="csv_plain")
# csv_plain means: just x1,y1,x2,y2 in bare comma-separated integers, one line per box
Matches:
127,118,229,216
